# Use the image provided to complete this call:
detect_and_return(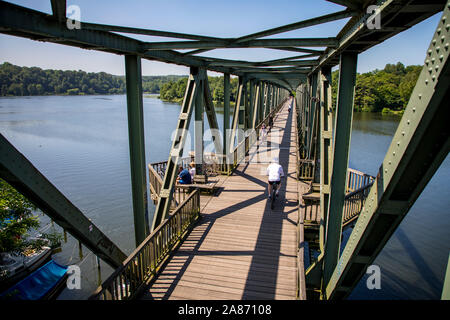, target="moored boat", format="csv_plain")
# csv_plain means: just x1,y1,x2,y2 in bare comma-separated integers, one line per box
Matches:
0,259,68,300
